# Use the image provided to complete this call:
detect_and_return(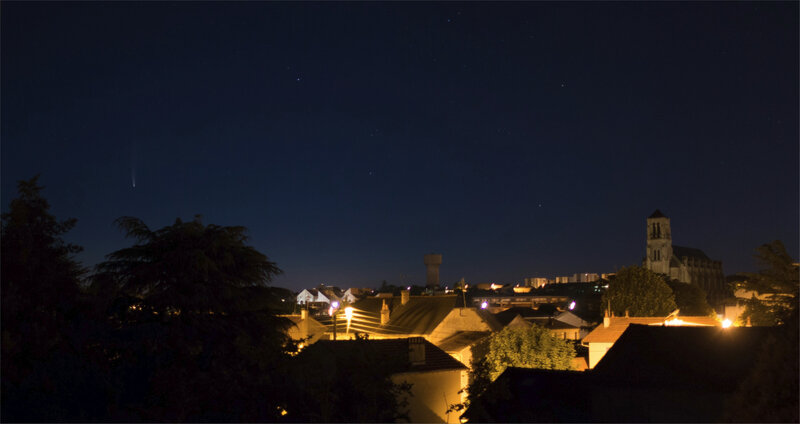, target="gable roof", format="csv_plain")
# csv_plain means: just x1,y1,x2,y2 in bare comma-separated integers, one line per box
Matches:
672,245,711,261
582,315,719,344
593,325,775,392
308,337,467,373
436,331,492,353
649,209,667,218
494,306,555,326
281,314,328,344
349,295,463,335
